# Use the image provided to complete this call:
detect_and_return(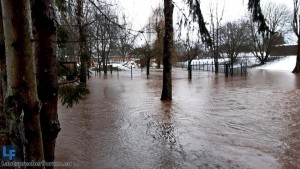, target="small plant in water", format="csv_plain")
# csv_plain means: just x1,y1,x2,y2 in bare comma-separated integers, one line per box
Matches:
58,83,90,108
